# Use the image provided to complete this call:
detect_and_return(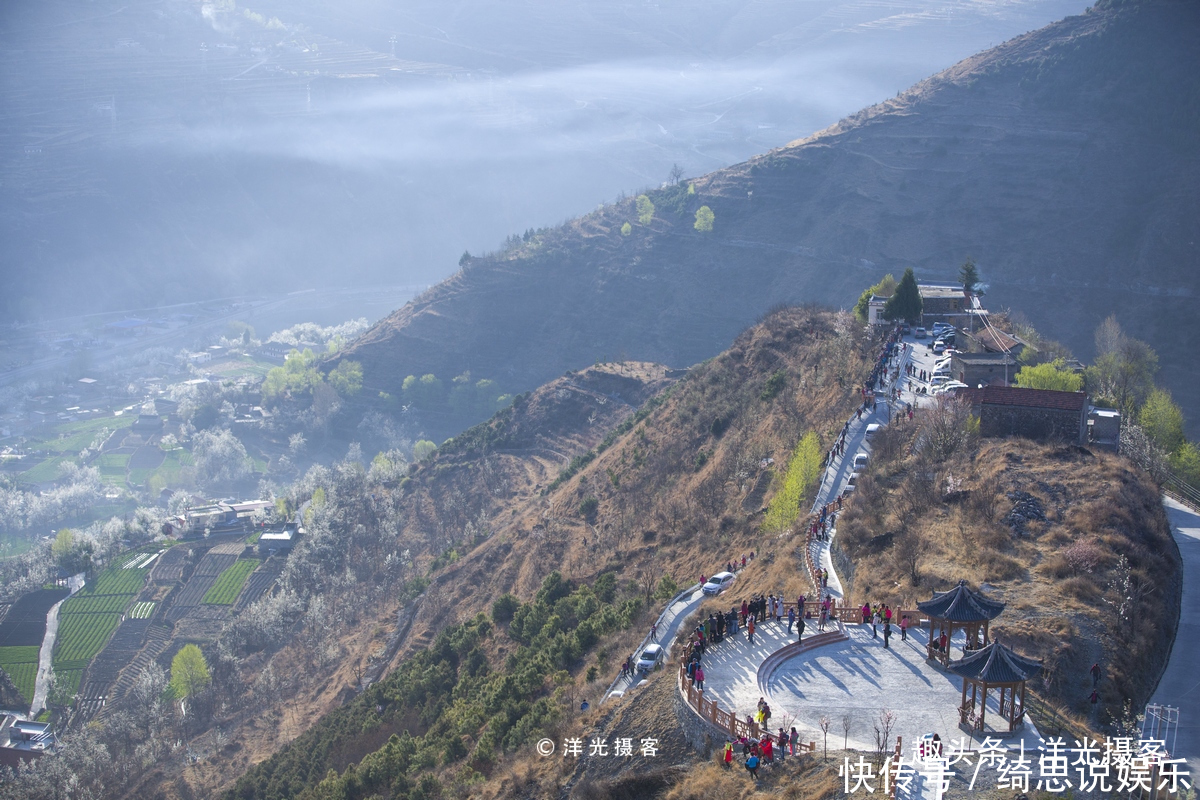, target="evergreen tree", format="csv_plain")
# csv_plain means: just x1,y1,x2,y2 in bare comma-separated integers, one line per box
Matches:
883,268,922,322
958,258,980,294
